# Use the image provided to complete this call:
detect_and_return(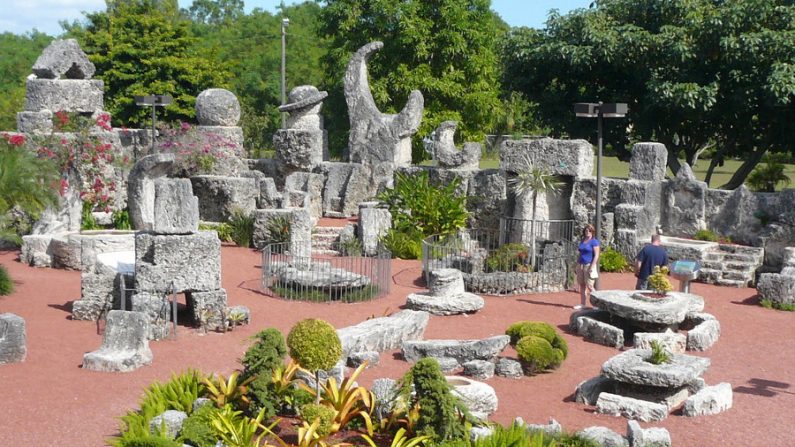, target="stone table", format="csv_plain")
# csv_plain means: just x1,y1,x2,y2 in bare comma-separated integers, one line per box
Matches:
590,290,704,331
